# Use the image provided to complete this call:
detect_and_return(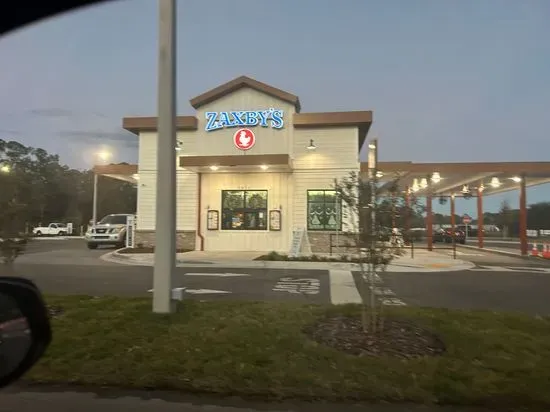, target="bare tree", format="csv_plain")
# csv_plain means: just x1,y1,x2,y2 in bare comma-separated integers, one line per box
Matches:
334,171,421,334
